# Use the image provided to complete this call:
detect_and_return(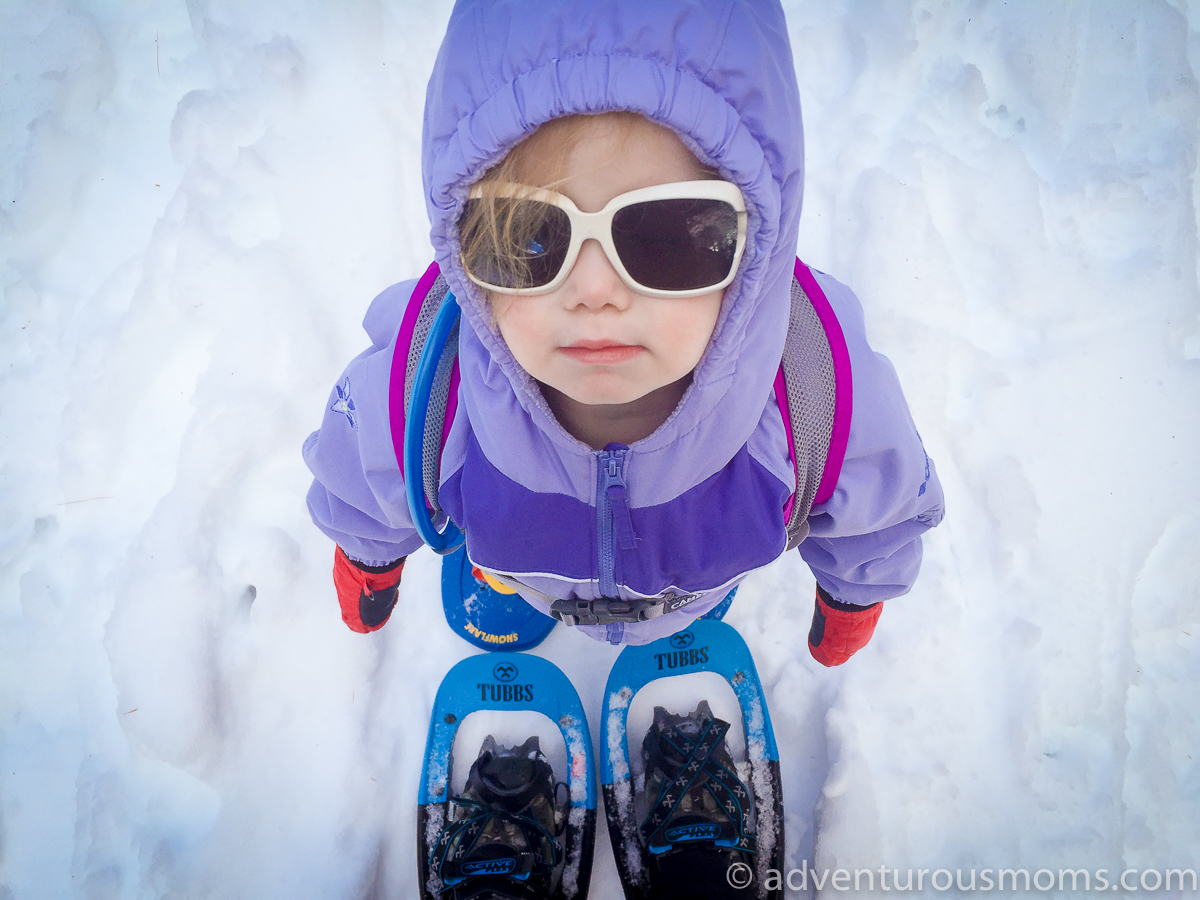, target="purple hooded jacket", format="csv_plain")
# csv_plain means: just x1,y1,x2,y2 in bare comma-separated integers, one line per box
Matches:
303,0,945,645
